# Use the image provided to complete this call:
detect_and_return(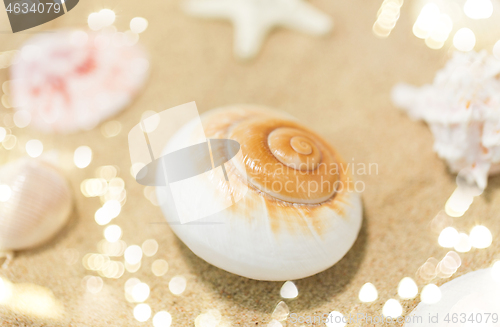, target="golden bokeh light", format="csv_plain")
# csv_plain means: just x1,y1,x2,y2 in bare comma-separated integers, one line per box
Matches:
101,120,122,138
373,0,403,38
13,110,31,128
195,310,222,327
85,276,104,294
81,178,108,198
0,51,20,69
131,282,150,302
169,276,187,295
436,251,461,278
62,248,79,265
133,303,152,322
25,139,43,158
152,259,169,277
2,134,17,150
1,94,12,108
94,199,122,225
453,27,476,51
125,261,142,273
104,225,122,242
130,17,149,34
124,245,143,265
100,260,125,279
85,254,110,271
463,0,493,19
96,165,118,181
142,239,159,257
412,3,453,49
280,281,298,299
98,239,127,257
382,299,403,317
140,110,161,133
271,301,289,321
108,178,125,195
420,284,441,304
0,276,12,303
100,188,127,206
153,311,173,327
397,277,418,299
438,227,459,248
454,232,472,252
417,257,439,280
358,282,378,303
74,146,93,169
125,277,141,302
0,277,63,318
88,9,116,31
469,225,492,249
